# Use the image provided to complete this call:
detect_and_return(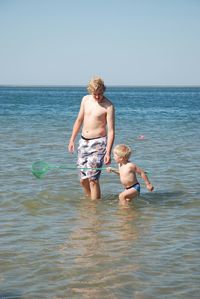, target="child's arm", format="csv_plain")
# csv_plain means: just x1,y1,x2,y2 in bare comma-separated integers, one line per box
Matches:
106,166,120,175
134,164,154,192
